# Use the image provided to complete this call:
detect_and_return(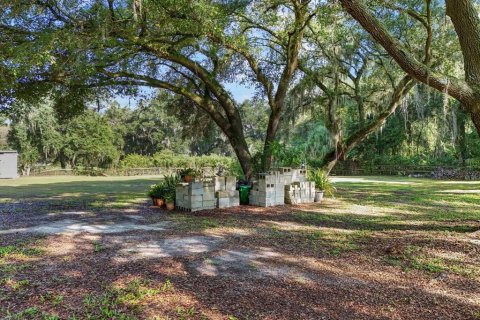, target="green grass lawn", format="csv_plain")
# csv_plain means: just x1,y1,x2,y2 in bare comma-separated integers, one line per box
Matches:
0,175,164,207
333,176,480,221
1,174,479,223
